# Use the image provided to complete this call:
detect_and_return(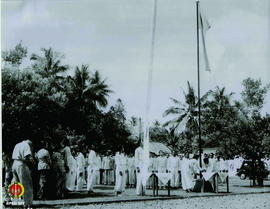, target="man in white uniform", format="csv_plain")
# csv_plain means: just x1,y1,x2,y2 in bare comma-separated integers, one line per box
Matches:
209,153,215,165
102,153,111,185
167,153,180,188
87,148,97,193
189,154,200,179
148,153,158,173
135,143,145,195
234,156,244,171
70,149,78,191
157,151,167,187
12,139,34,207
180,153,194,192
114,151,127,195
178,154,183,187
157,151,167,173
147,153,157,188
124,154,129,187
215,156,229,183
75,150,86,190
110,155,115,184
127,155,136,187
36,142,51,200
95,154,102,185
264,156,270,173
63,143,76,191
